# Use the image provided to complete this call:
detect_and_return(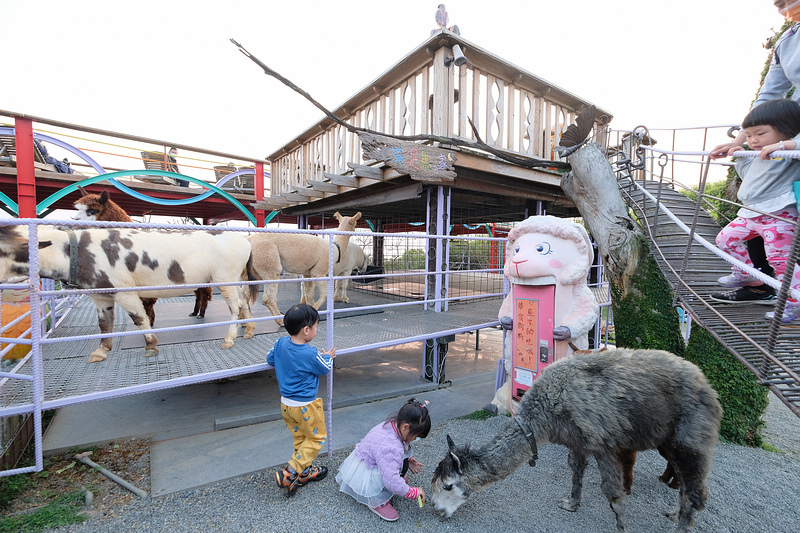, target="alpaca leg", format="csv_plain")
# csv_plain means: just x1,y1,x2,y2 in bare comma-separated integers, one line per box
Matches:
617,449,636,495
89,295,116,363
340,278,350,303
218,286,244,348
199,292,209,318
659,460,680,489
299,278,311,304
115,293,159,358
333,279,343,302
141,298,157,327
558,449,588,512
261,280,284,327
310,279,327,309
190,289,202,317
664,451,710,532
238,287,256,339
594,452,629,532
